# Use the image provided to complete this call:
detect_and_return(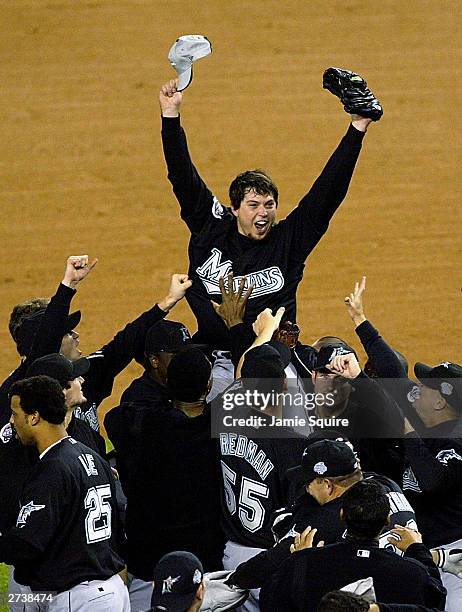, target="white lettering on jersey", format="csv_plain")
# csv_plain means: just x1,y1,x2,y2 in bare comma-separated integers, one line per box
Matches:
16,501,46,527
436,448,462,464
387,491,414,513
78,454,99,477
196,248,284,298
162,575,181,594
220,434,274,480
